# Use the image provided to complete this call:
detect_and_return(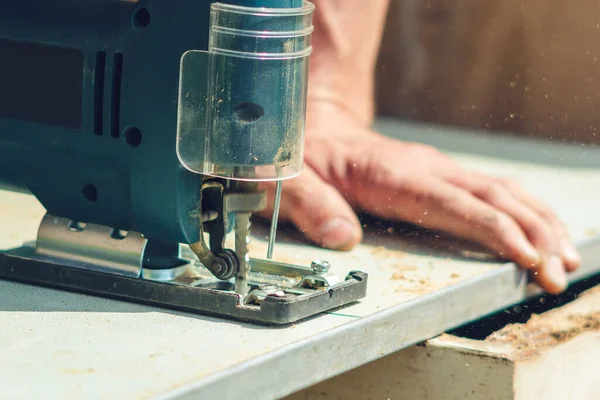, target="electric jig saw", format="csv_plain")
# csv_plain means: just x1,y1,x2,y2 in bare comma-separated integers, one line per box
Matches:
0,0,368,324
